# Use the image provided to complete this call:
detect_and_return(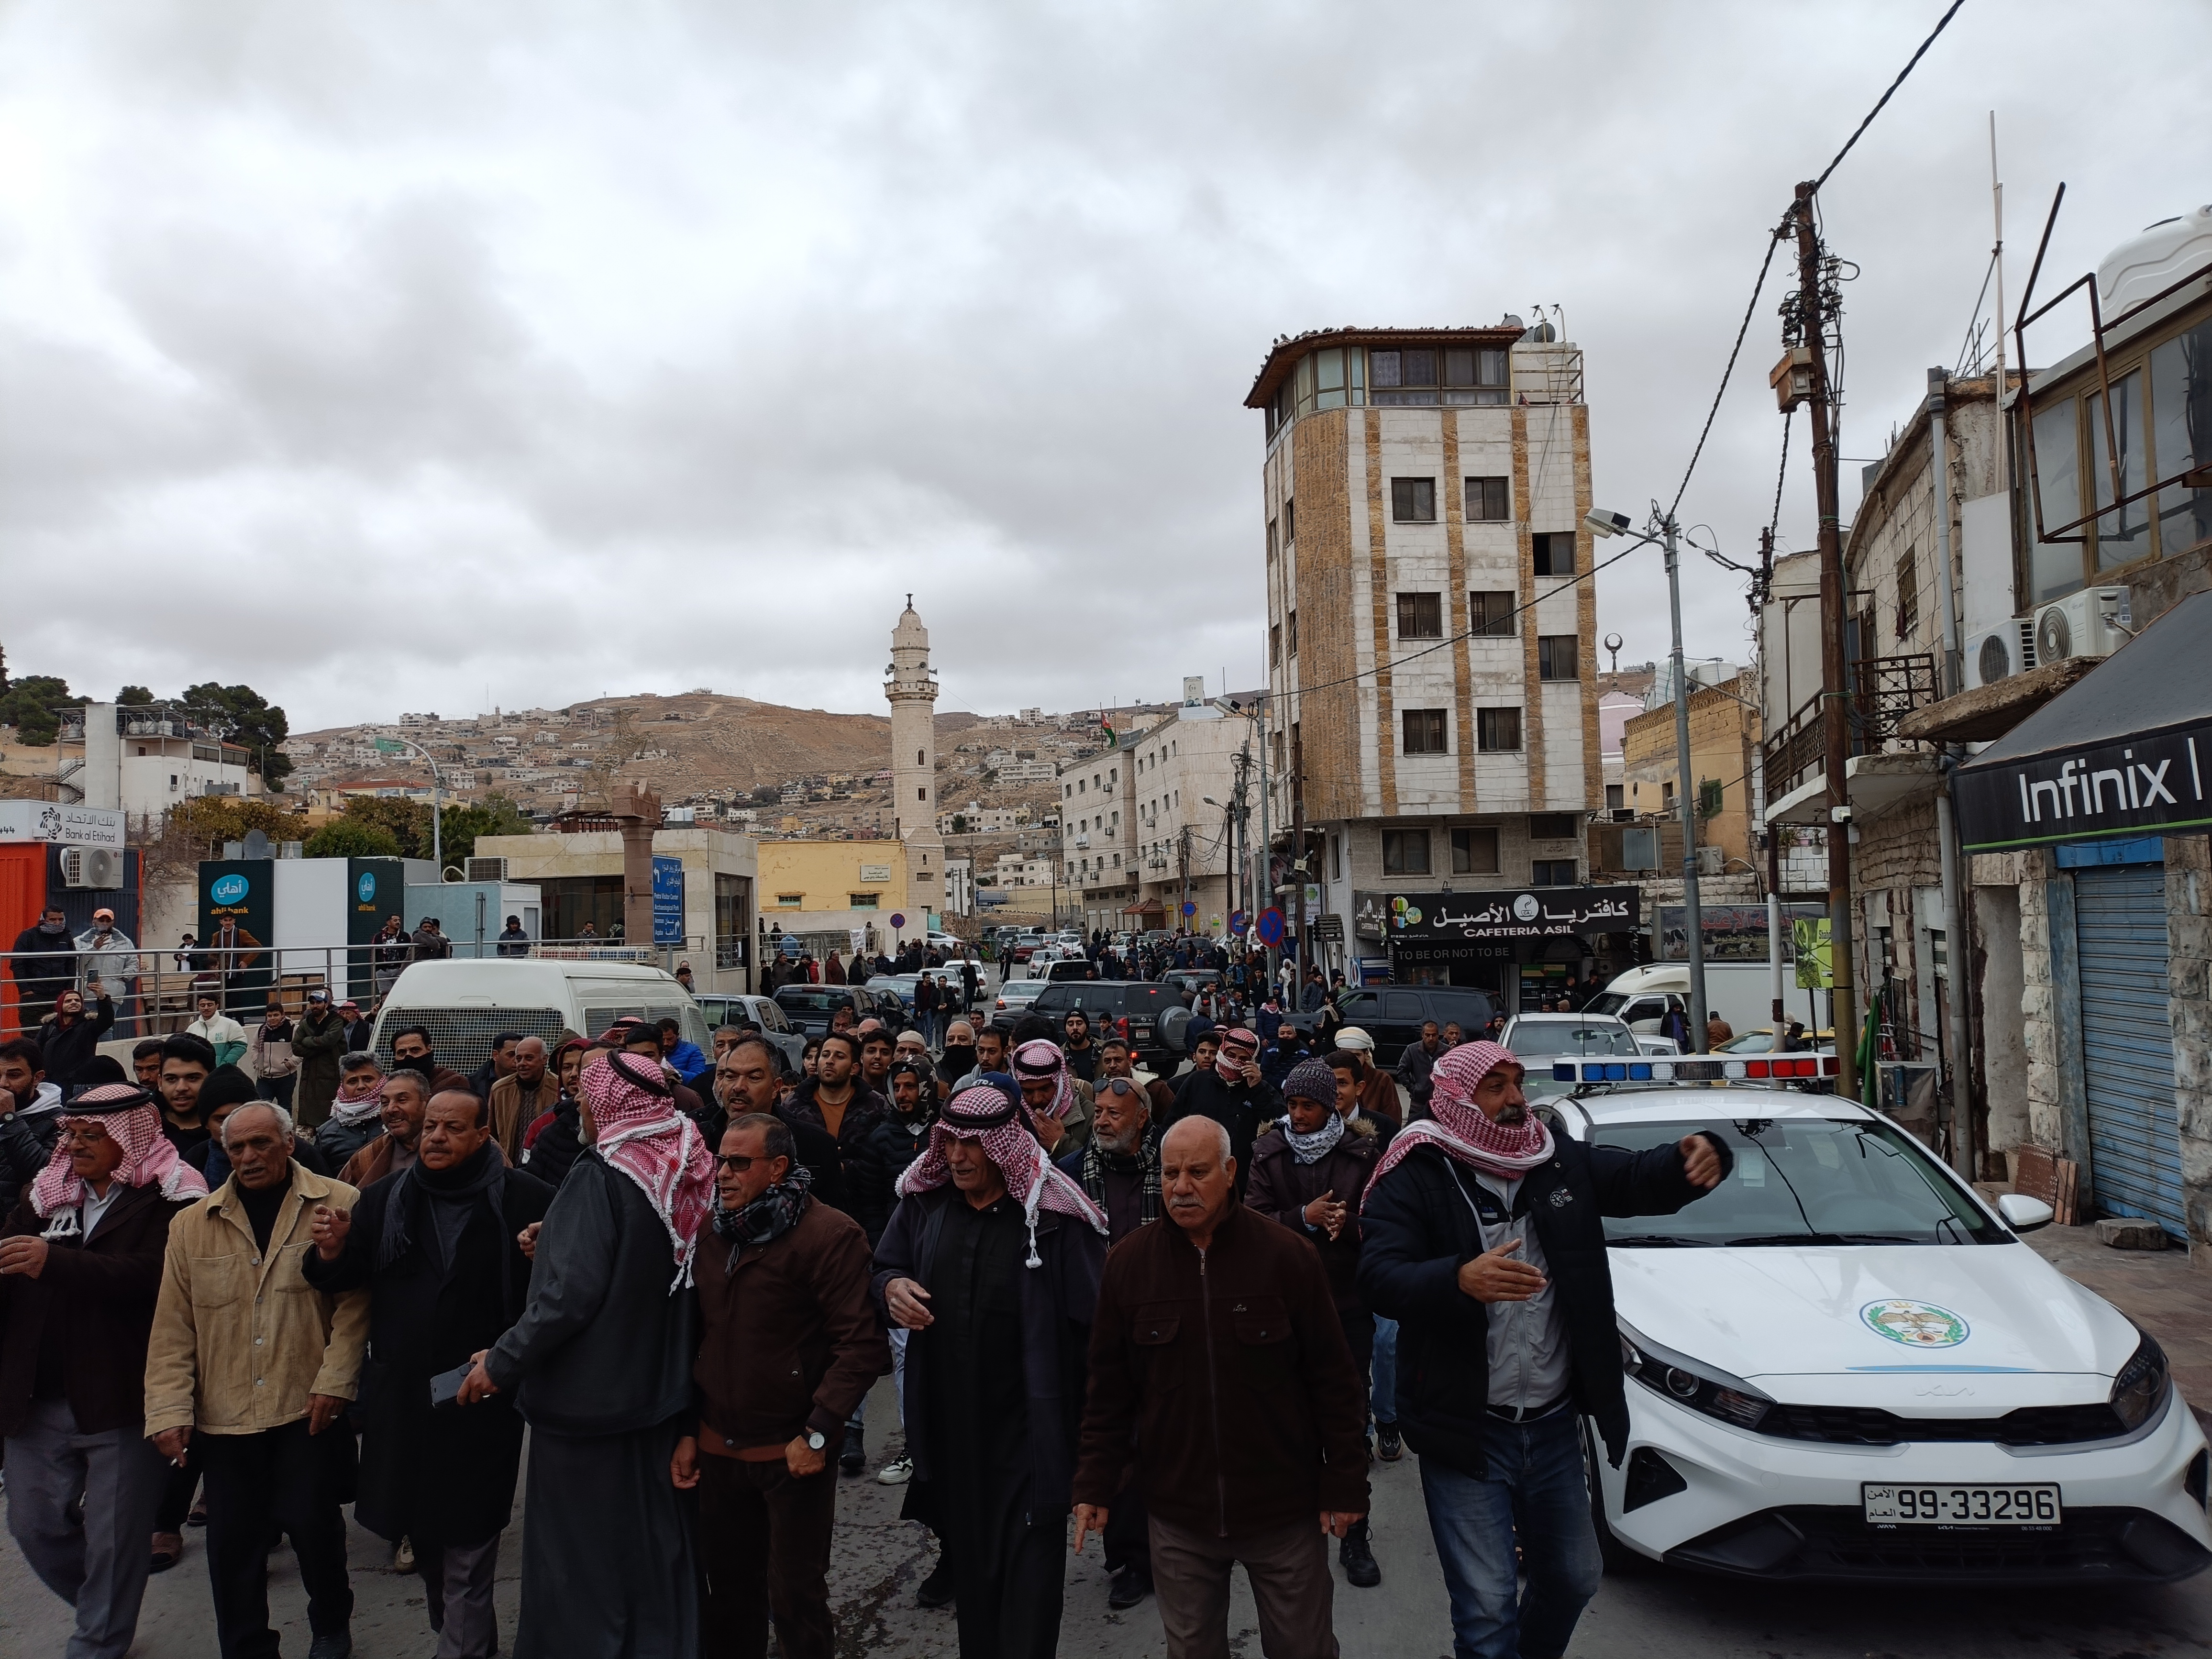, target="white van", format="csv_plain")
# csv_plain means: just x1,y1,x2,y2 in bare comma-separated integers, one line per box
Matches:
1583,962,1774,1037
368,960,710,1074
